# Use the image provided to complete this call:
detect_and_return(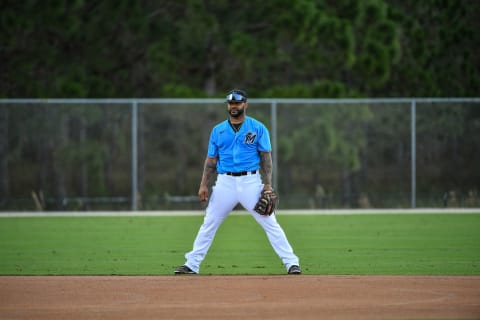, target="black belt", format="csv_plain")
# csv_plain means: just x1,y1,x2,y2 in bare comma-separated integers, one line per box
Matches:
225,170,257,176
